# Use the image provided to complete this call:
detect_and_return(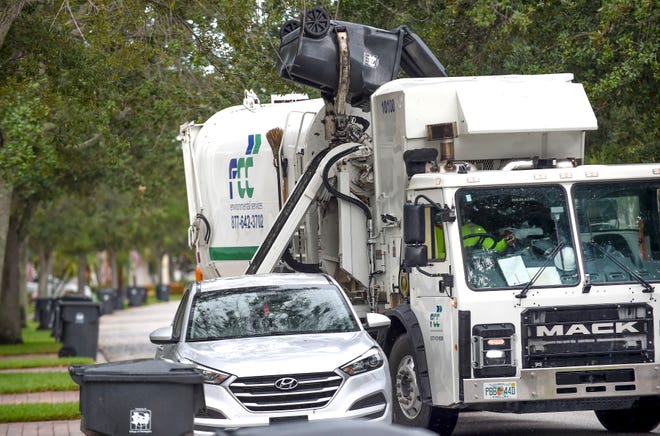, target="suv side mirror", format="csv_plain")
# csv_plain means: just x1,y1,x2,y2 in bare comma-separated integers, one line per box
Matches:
149,325,176,344
365,312,391,329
